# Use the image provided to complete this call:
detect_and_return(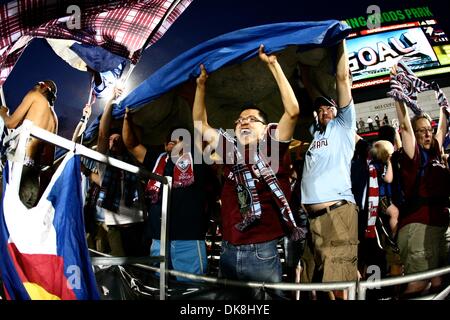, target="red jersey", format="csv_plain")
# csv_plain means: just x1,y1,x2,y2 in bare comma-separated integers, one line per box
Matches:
399,140,450,229
219,127,292,245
